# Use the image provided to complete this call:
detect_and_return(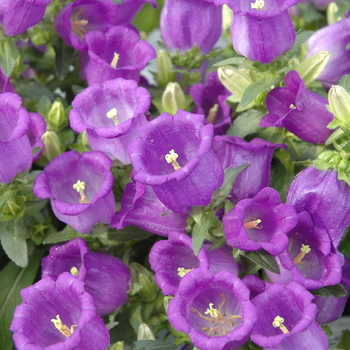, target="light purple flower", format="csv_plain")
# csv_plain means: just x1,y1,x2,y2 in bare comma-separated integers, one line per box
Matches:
33,150,115,234
69,78,150,164
28,112,46,162
10,272,110,350
223,187,298,255
261,70,334,144
128,110,224,213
